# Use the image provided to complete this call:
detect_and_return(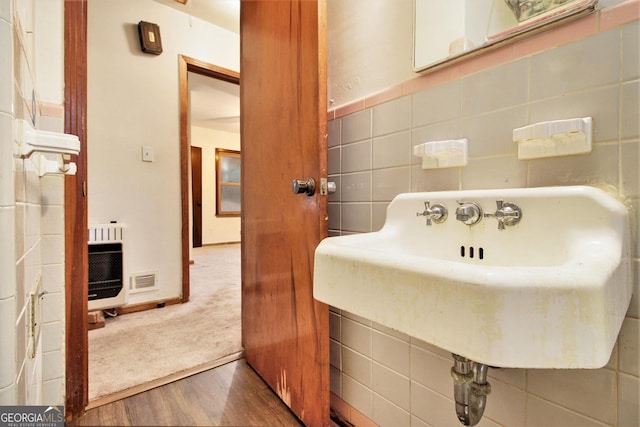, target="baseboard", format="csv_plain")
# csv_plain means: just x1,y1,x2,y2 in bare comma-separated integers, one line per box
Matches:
115,297,182,315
